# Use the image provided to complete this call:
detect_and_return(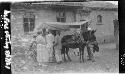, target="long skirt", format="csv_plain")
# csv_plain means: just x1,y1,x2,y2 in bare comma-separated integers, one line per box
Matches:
37,44,49,63
46,44,54,62
55,49,62,62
